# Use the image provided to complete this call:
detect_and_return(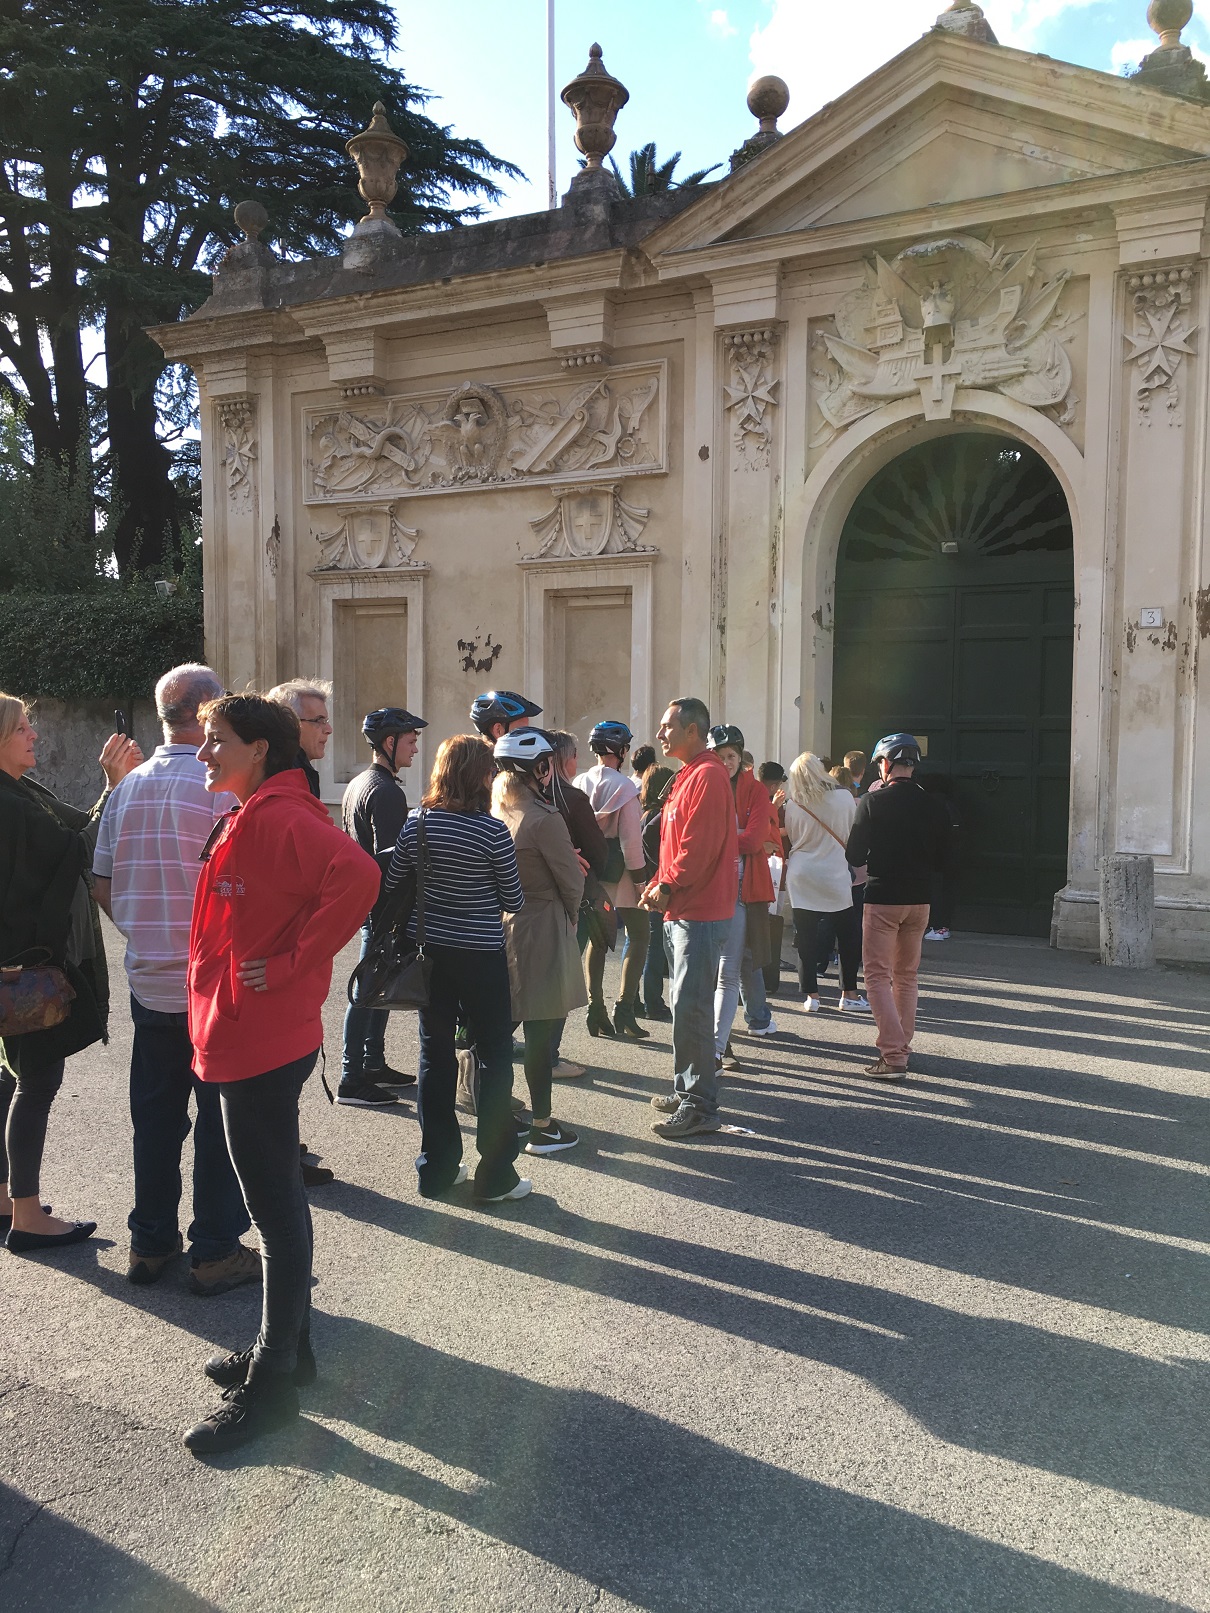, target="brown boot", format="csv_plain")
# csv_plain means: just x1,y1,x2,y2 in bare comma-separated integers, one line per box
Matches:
128,1232,183,1286
189,1242,262,1297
